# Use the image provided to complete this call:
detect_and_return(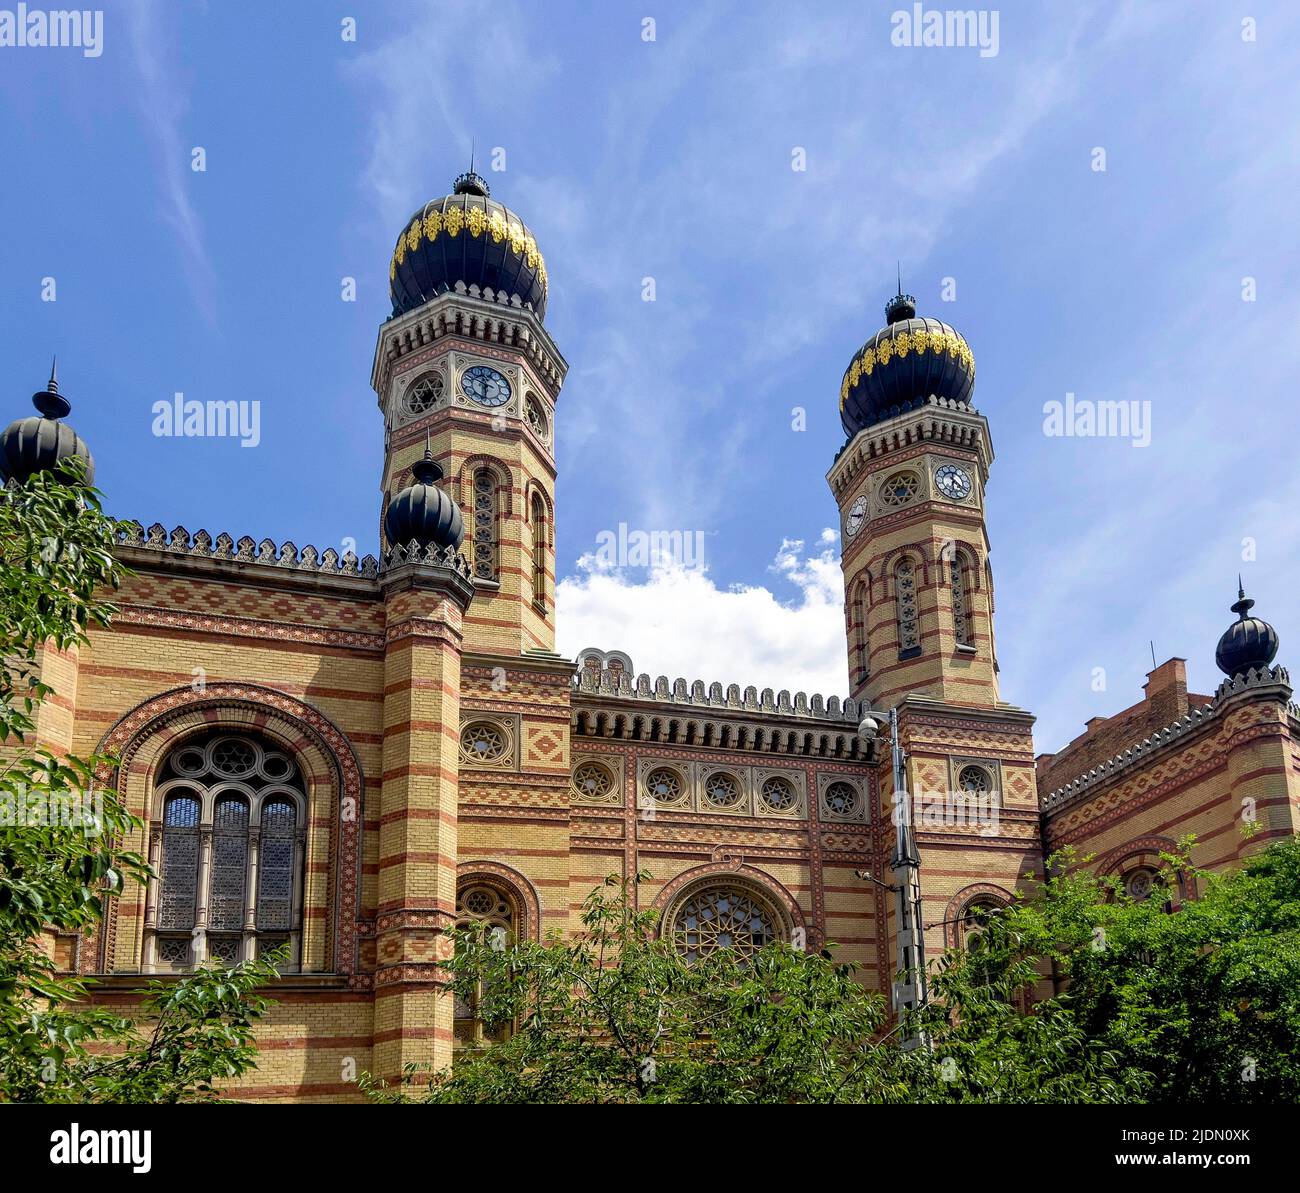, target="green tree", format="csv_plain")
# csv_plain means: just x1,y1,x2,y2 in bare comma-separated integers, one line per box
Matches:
364,873,917,1104
0,461,278,1102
